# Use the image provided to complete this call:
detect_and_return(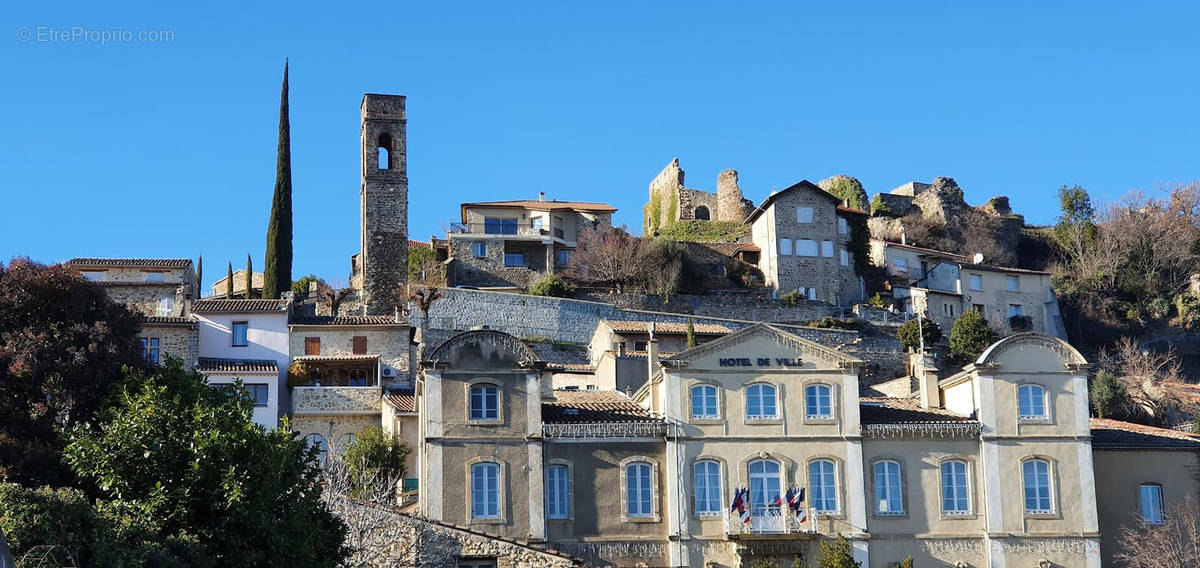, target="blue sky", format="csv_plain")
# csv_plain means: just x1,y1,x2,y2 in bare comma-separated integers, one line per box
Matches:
3,1,1198,292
